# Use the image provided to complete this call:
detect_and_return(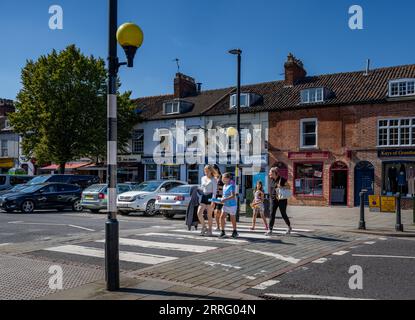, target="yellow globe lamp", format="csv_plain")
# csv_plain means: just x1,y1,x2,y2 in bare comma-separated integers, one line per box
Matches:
116,22,144,67
227,127,238,137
